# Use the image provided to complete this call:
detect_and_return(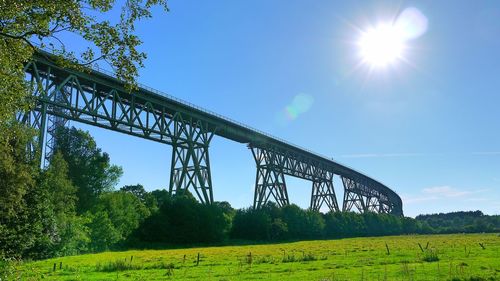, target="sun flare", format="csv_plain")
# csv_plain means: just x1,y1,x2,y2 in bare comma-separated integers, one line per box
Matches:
358,24,405,67
356,7,428,69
